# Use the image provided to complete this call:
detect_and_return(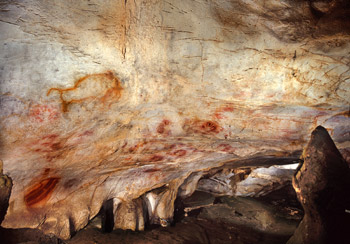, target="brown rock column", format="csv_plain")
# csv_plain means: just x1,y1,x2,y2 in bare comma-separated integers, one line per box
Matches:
114,198,146,231
288,126,350,244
